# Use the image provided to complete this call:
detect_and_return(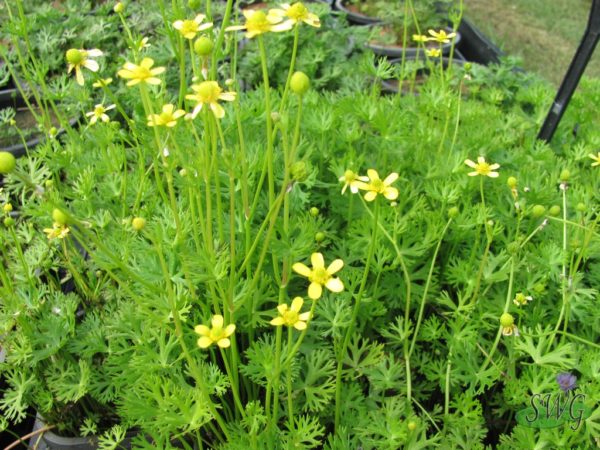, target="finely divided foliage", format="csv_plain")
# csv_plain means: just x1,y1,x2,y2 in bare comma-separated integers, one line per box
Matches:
0,0,599,449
